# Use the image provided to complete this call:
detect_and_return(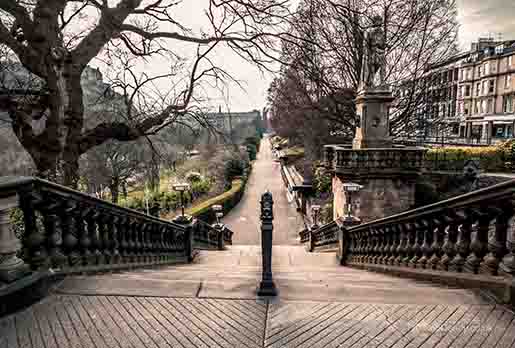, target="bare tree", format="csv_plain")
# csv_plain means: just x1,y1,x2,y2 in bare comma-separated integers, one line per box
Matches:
0,0,292,187
269,0,459,141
